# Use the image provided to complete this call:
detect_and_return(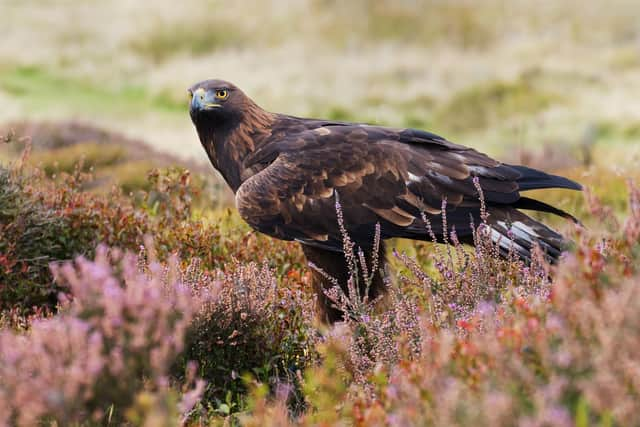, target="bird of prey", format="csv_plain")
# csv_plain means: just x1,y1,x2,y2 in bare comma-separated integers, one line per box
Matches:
188,79,581,322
